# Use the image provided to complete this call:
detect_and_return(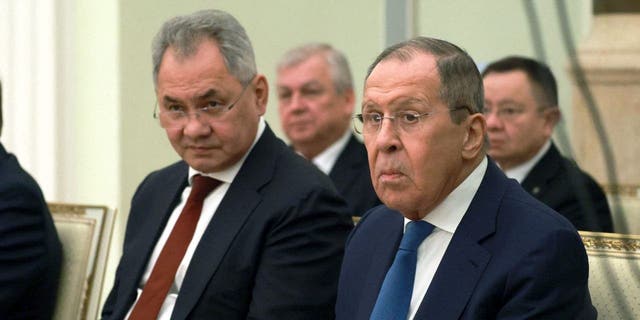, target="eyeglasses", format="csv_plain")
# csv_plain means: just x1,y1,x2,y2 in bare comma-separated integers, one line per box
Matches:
153,81,252,129
353,106,469,135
